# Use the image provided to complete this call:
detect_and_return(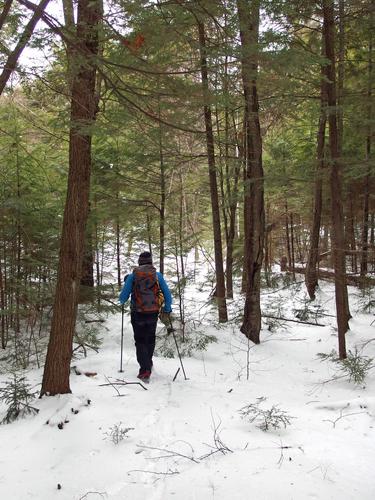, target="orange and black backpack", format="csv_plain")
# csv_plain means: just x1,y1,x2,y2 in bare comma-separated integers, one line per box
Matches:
132,265,163,313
